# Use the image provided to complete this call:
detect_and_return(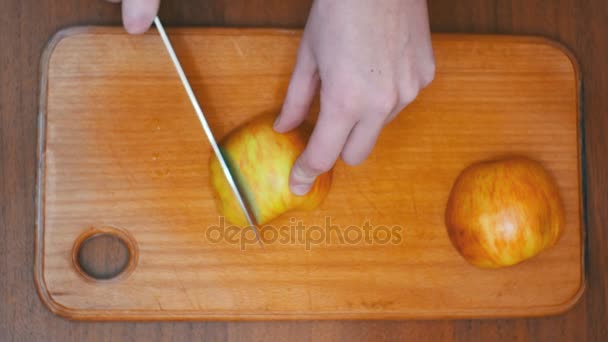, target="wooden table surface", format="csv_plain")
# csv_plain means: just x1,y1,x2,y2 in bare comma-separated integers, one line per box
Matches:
1,0,606,340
